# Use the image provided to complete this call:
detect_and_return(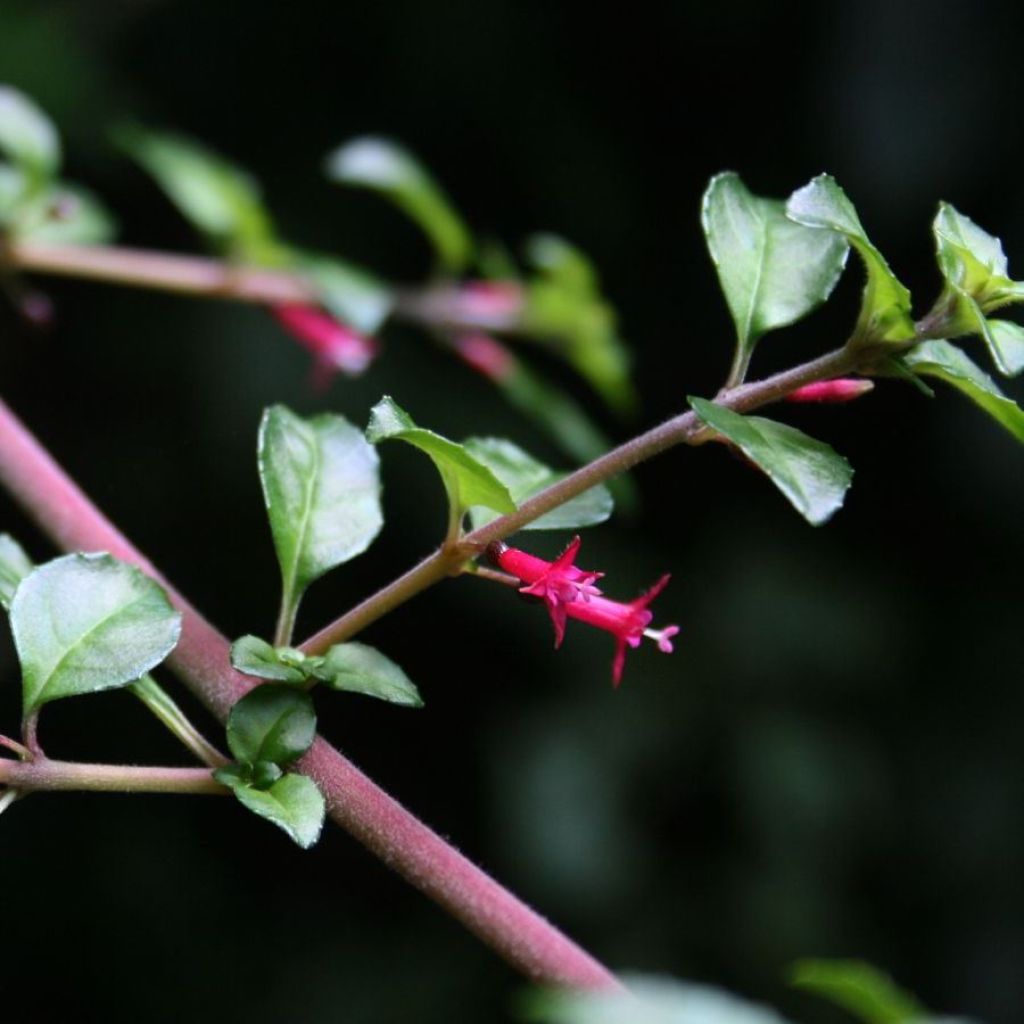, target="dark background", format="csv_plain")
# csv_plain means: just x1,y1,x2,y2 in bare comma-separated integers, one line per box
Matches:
1,2,1022,1022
